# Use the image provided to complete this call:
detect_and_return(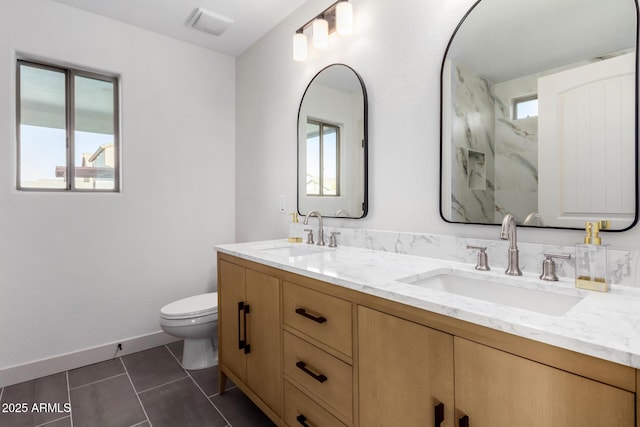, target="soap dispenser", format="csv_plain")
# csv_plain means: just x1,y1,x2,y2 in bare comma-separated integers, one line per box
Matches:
575,220,610,292
288,212,302,243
